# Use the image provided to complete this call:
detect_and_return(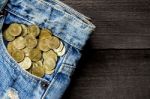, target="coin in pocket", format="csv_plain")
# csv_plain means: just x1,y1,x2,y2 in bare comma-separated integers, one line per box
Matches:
12,50,25,62
48,36,60,49
43,58,56,74
3,31,15,41
25,35,37,48
7,23,22,36
7,42,17,55
39,29,52,39
31,63,45,77
28,25,40,37
56,46,66,56
21,24,28,37
13,36,26,50
53,41,64,54
38,37,52,51
19,57,32,70
29,48,42,62
43,50,57,62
